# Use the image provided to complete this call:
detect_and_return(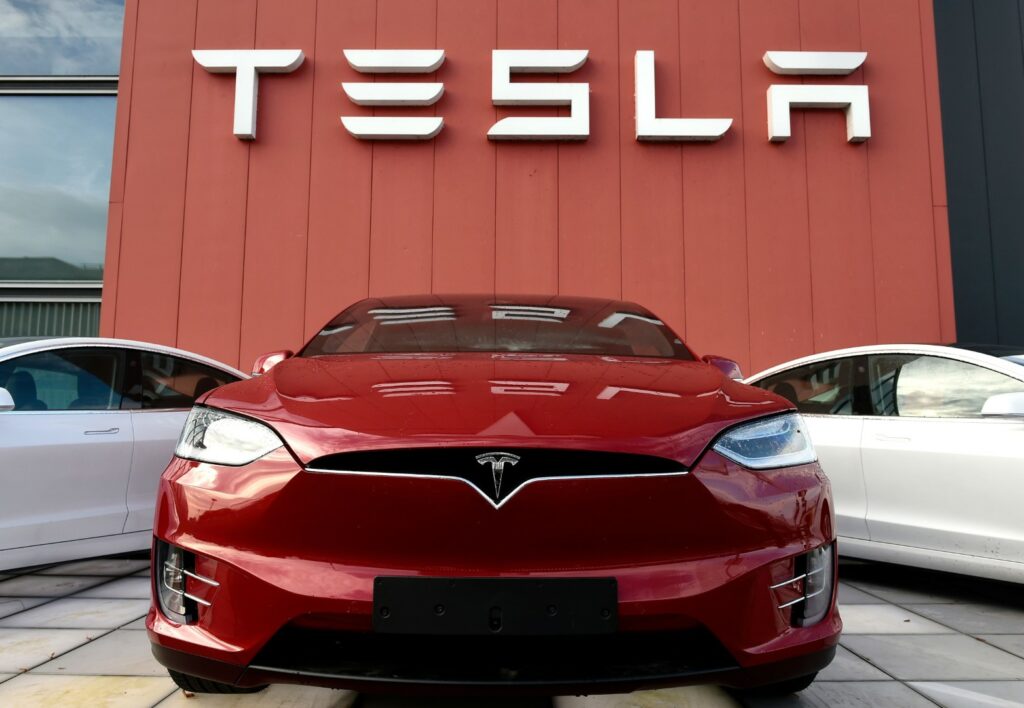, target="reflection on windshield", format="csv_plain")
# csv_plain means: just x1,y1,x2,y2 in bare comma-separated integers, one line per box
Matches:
304,297,694,361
